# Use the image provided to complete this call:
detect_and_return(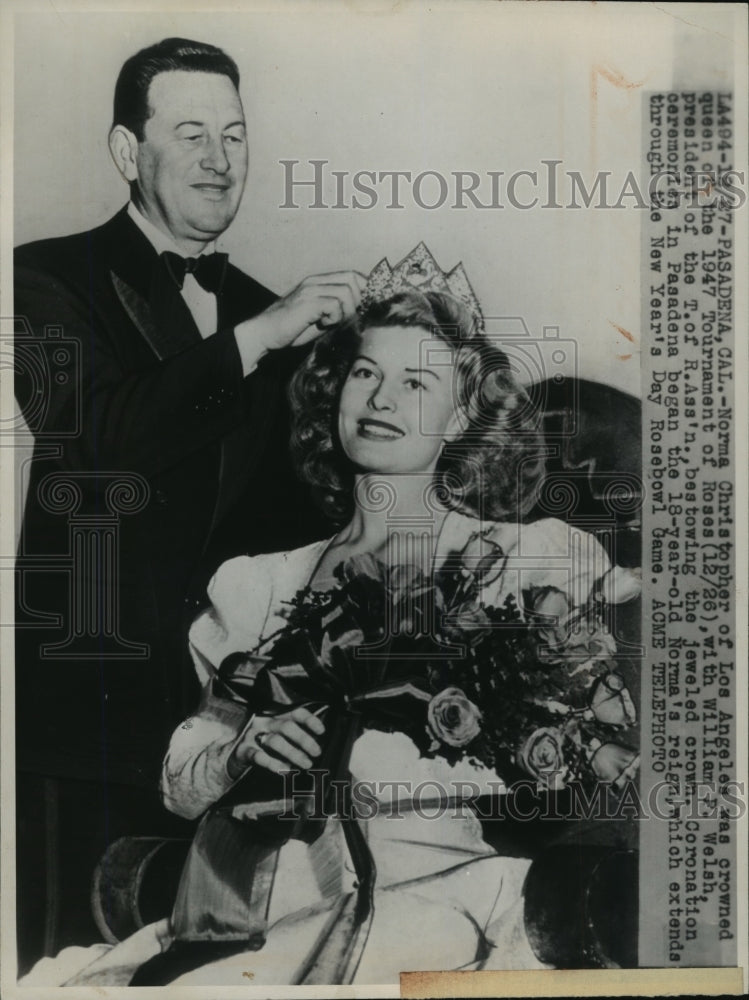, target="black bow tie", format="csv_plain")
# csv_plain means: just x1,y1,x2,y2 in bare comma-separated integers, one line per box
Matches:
161,251,228,294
